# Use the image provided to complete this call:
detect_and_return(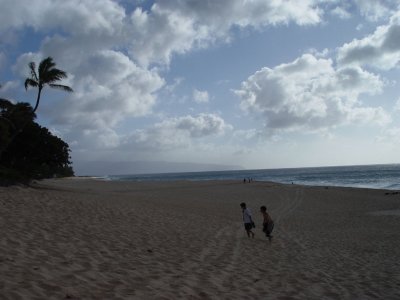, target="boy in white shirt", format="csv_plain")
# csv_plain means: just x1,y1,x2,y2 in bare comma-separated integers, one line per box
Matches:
240,202,255,238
